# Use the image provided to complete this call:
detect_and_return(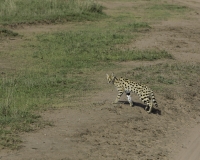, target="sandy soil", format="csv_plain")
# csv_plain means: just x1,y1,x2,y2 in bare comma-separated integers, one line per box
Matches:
1,0,200,160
